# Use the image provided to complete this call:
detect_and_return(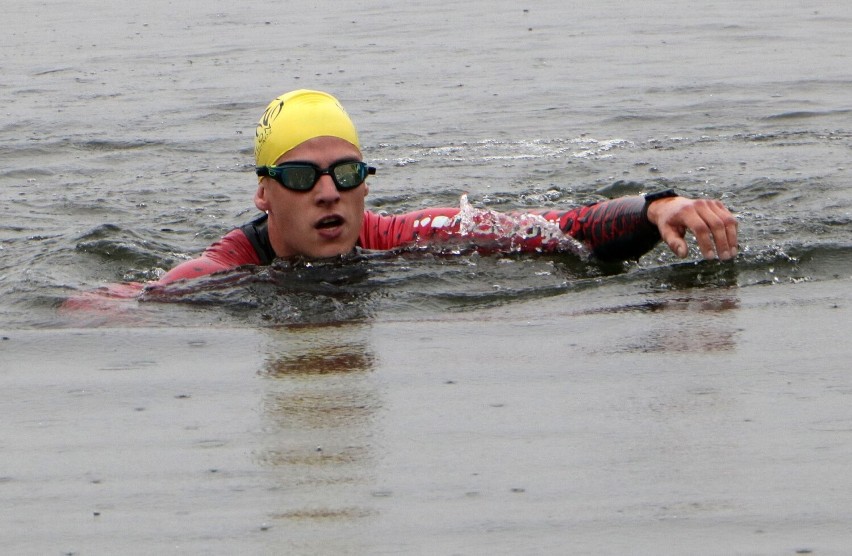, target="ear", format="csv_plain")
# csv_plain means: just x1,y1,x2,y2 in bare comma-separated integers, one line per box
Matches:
254,180,271,212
